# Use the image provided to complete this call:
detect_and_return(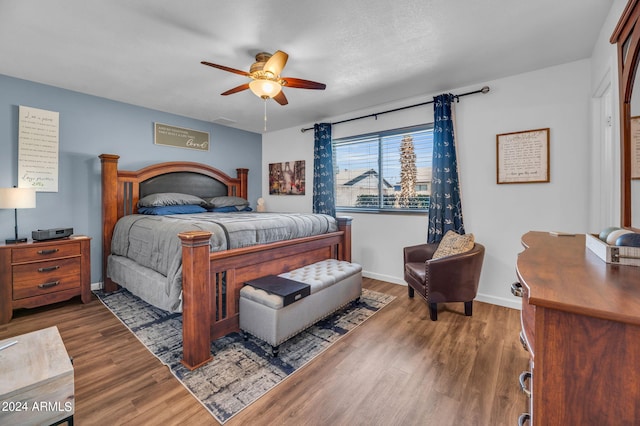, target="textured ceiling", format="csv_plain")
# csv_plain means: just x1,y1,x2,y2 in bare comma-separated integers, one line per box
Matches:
0,0,612,134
